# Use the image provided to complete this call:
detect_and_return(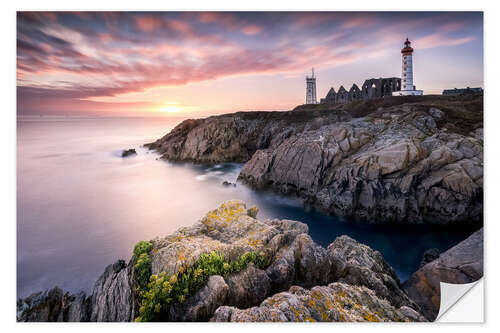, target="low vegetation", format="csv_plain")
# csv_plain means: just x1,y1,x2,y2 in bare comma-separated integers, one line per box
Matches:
133,241,153,289
133,247,270,322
